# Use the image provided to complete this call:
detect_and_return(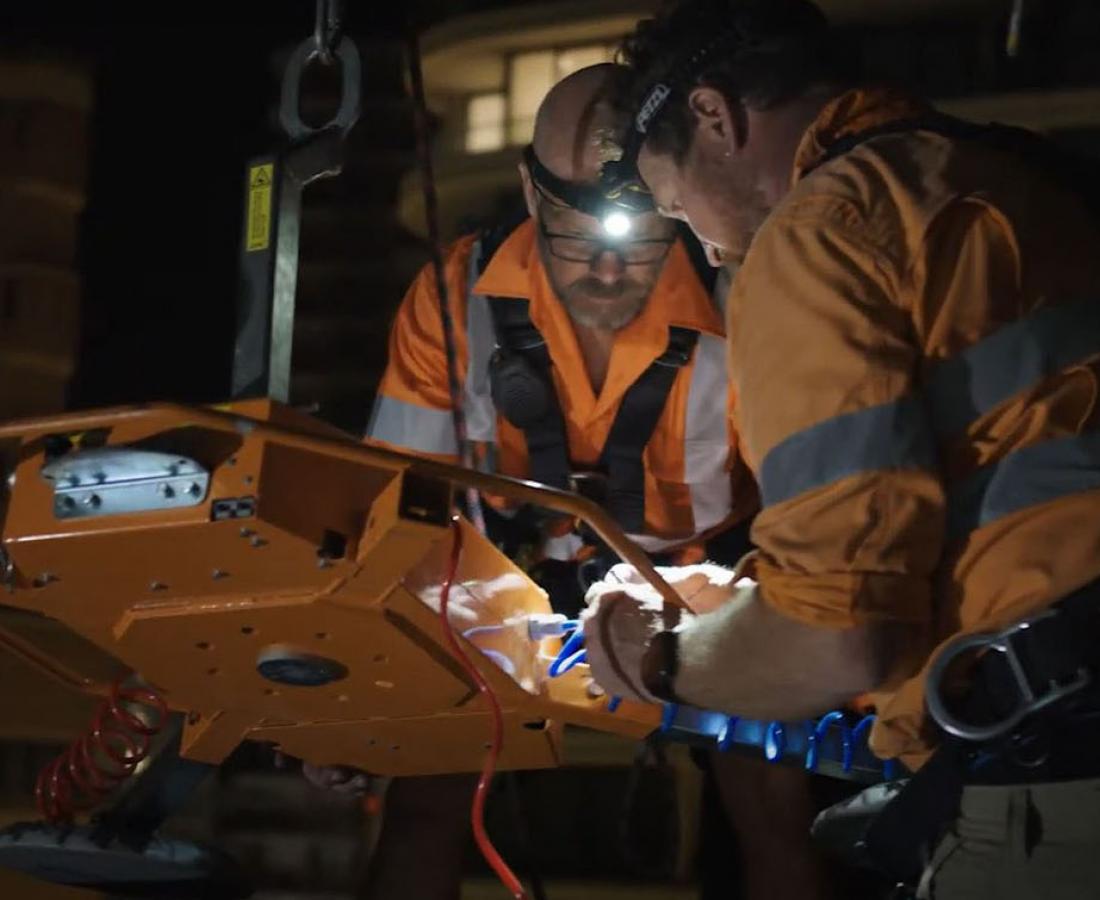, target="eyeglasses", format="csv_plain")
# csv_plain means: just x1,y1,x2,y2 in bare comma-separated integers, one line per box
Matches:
534,193,674,266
